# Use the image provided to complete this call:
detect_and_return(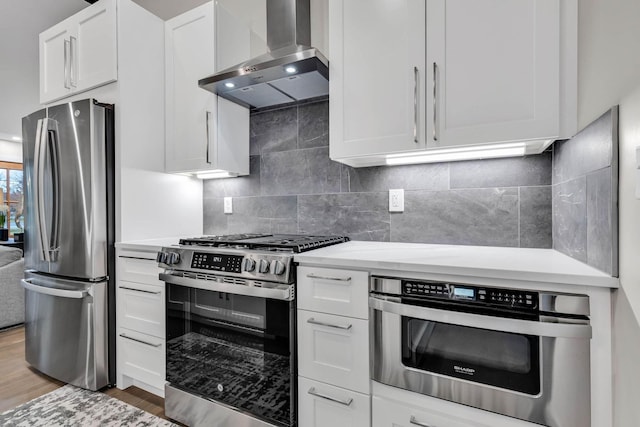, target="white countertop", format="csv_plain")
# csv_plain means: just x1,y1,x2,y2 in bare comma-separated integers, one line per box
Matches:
294,241,619,288
115,237,181,251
